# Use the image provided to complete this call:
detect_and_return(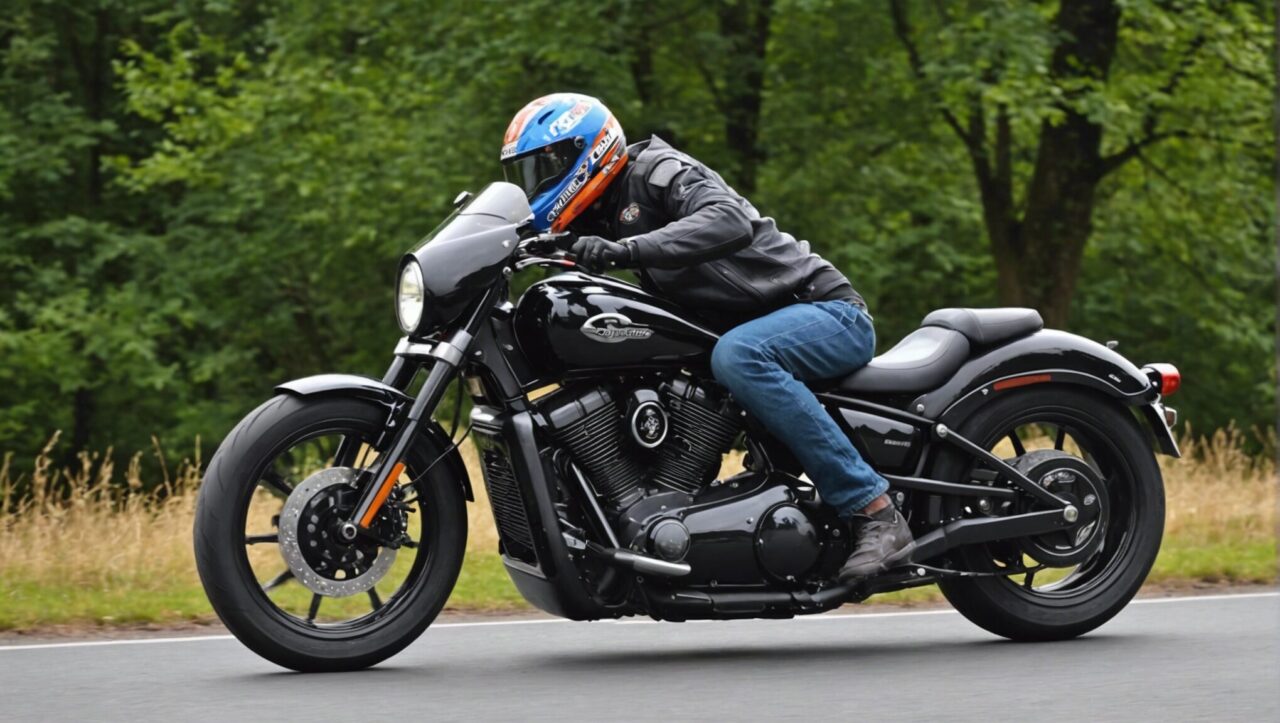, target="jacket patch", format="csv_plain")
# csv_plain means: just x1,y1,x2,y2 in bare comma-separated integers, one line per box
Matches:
620,202,641,224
